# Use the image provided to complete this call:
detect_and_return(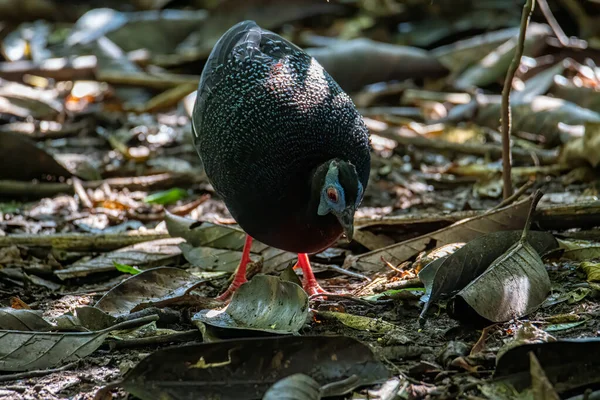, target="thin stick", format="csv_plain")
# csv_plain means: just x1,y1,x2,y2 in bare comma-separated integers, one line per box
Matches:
72,177,92,209
501,0,535,199
106,330,200,350
0,361,79,382
309,293,376,307
493,178,535,210
537,0,569,47
377,128,558,165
